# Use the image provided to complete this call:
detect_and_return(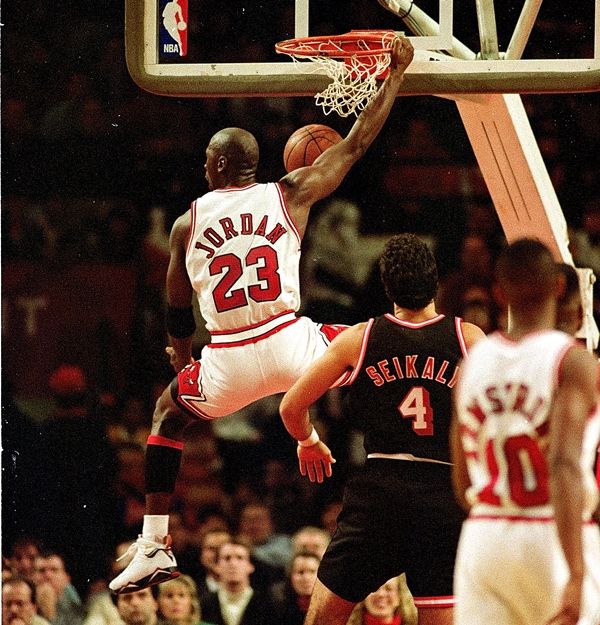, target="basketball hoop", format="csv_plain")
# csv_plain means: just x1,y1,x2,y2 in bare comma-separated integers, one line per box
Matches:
275,31,399,118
